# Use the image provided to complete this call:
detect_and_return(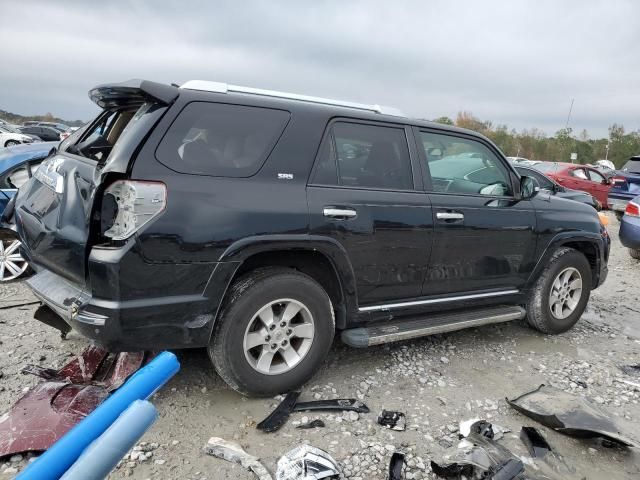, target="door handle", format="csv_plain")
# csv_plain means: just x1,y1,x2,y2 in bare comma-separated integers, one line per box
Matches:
323,207,357,219
436,212,464,220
